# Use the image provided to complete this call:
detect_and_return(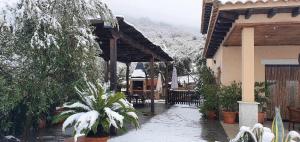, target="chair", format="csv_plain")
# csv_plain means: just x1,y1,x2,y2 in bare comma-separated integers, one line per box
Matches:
287,106,300,130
